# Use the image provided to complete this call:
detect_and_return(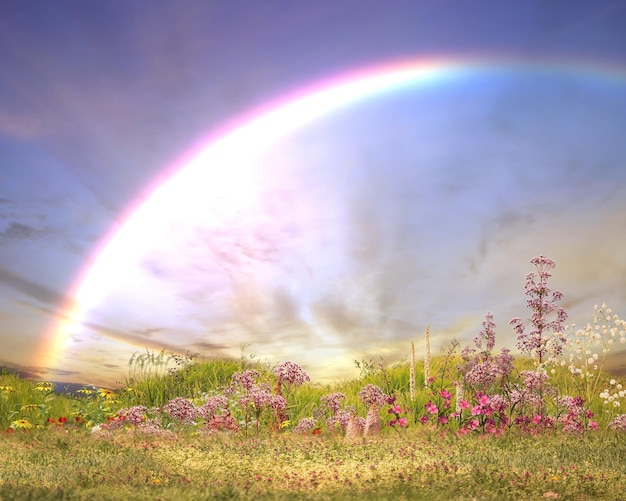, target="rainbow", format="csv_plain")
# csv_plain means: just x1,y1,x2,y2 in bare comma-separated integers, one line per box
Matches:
38,57,626,372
